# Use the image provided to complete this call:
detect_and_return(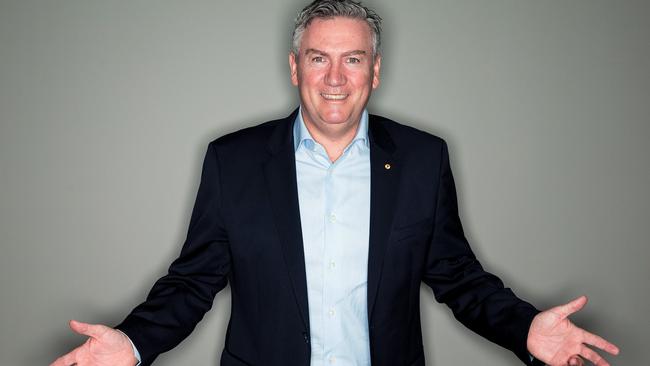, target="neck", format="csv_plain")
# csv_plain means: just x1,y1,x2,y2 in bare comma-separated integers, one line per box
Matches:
301,113,362,162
